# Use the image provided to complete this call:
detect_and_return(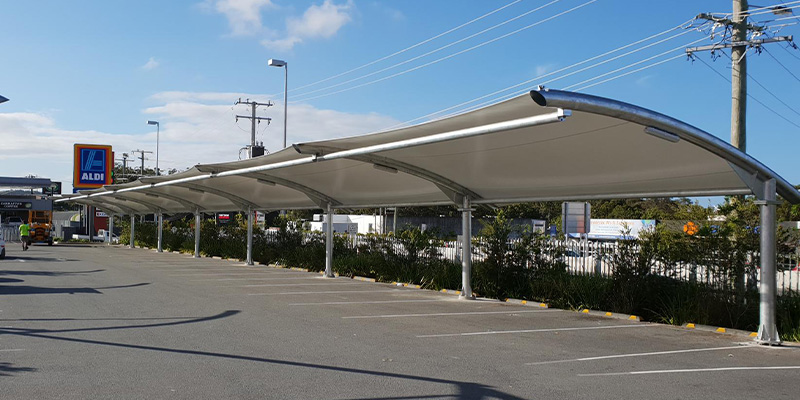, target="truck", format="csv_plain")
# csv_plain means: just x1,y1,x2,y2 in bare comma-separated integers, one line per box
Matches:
28,210,54,246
